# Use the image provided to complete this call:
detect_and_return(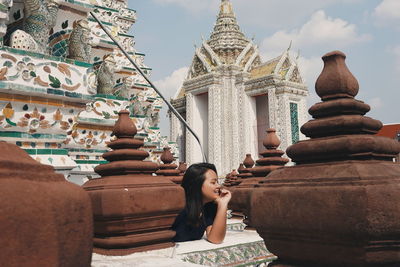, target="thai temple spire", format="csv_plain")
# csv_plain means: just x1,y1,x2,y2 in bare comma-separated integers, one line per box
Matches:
208,0,250,61
171,0,308,176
